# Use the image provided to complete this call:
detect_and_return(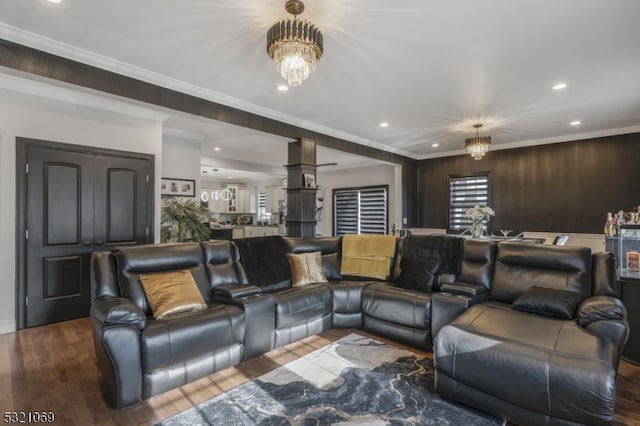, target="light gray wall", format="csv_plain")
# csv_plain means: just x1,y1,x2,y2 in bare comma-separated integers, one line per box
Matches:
162,135,202,197
316,163,401,237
